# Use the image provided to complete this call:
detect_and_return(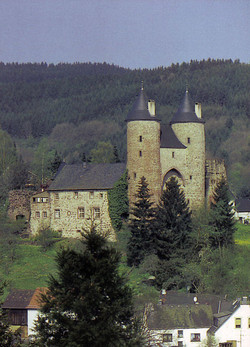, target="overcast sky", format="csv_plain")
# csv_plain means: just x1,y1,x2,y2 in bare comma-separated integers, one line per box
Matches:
0,0,249,69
